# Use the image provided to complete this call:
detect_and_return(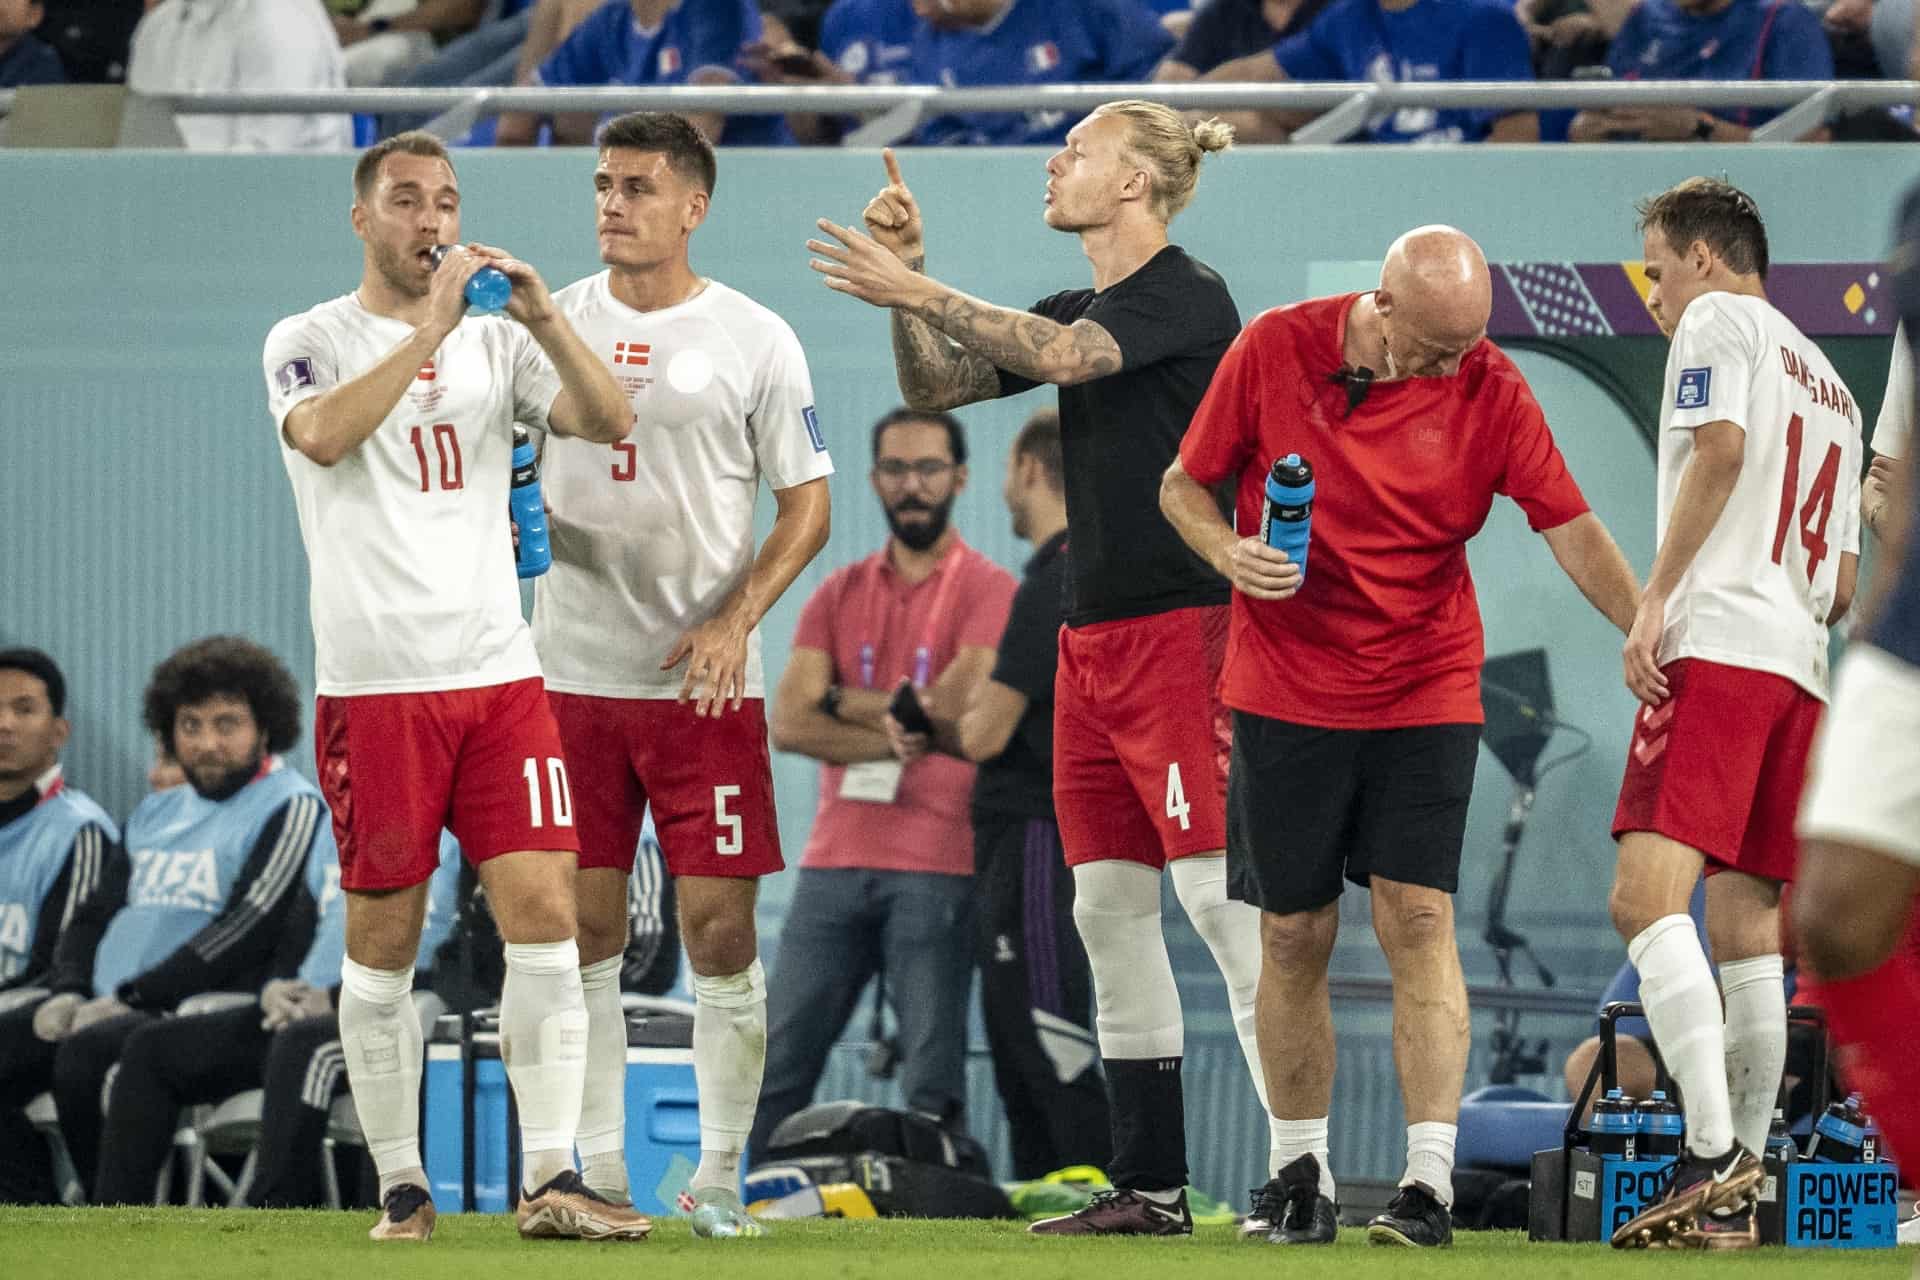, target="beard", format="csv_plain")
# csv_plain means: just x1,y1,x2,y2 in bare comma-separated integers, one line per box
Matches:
886,496,954,552
185,752,263,803
374,240,431,299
